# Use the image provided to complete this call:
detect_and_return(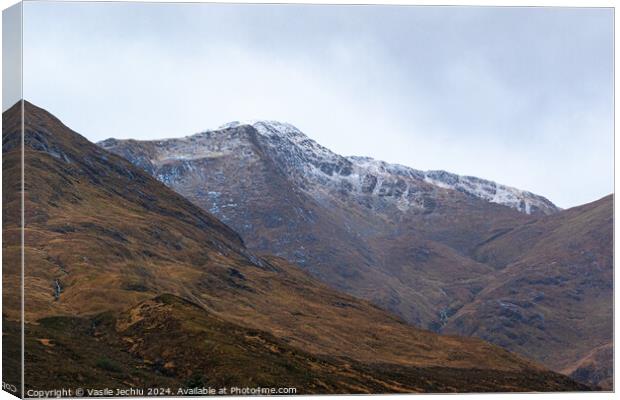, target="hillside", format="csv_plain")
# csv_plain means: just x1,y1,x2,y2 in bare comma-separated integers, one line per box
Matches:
444,195,614,389
0,101,588,393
